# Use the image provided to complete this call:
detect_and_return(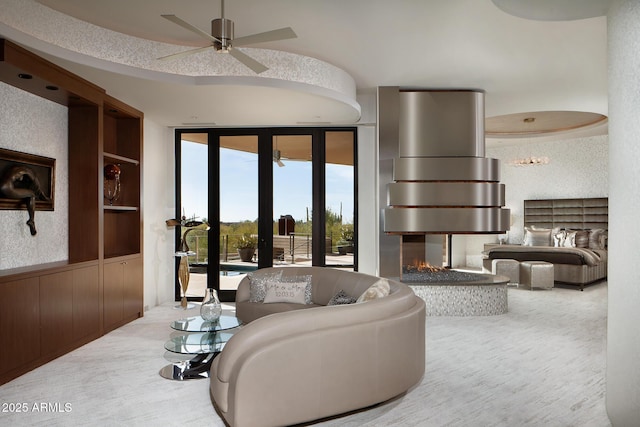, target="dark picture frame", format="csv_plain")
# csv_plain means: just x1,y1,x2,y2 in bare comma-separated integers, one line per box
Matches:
0,147,55,211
